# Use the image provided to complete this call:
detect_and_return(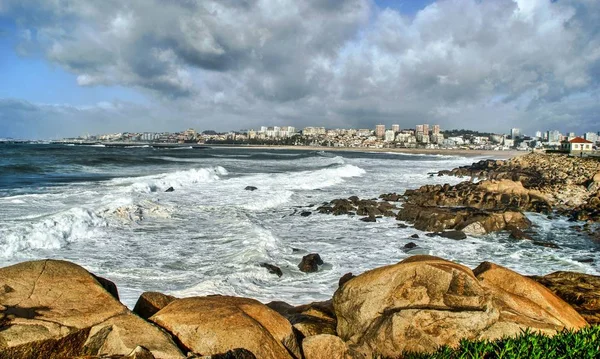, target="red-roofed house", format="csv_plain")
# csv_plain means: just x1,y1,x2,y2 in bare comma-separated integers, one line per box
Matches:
560,137,593,155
